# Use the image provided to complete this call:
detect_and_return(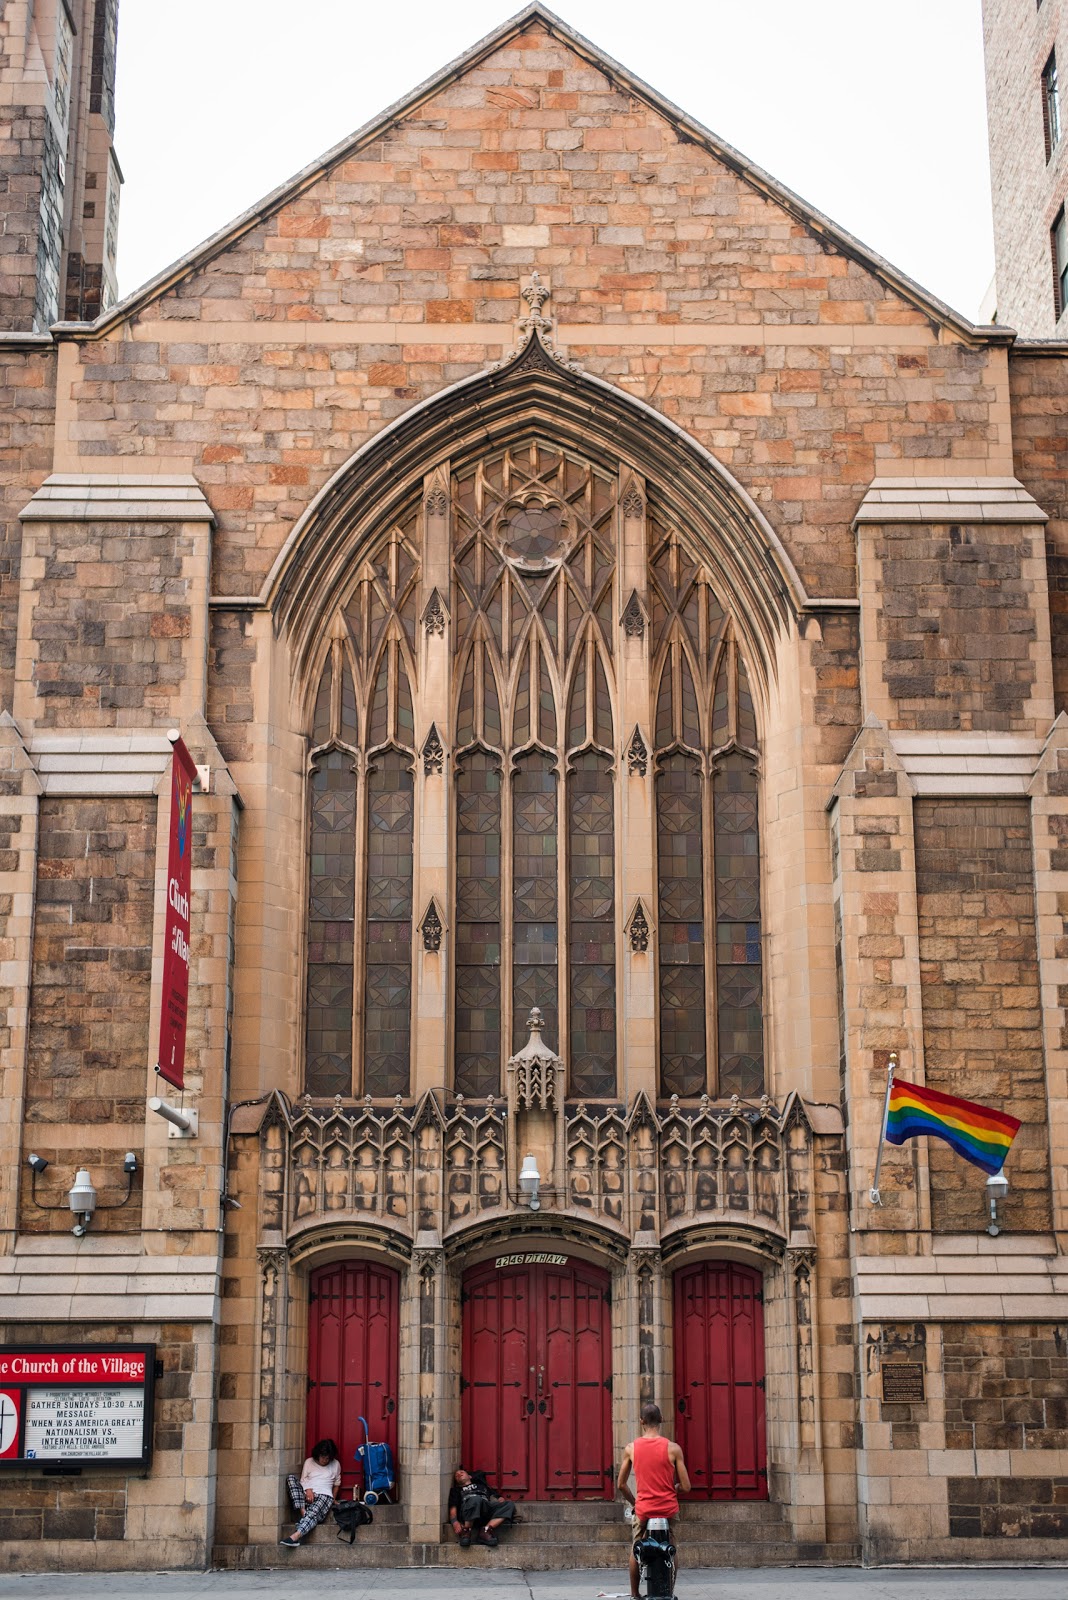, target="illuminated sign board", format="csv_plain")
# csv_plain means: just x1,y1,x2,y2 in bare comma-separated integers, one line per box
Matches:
0,1345,155,1469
